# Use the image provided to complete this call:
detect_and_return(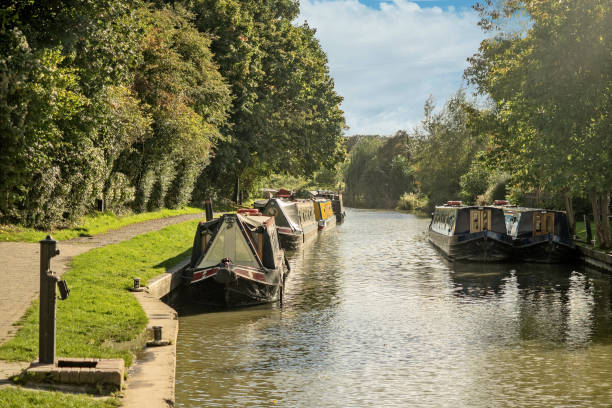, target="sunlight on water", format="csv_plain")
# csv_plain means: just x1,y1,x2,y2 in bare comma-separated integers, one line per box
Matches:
175,209,612,407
